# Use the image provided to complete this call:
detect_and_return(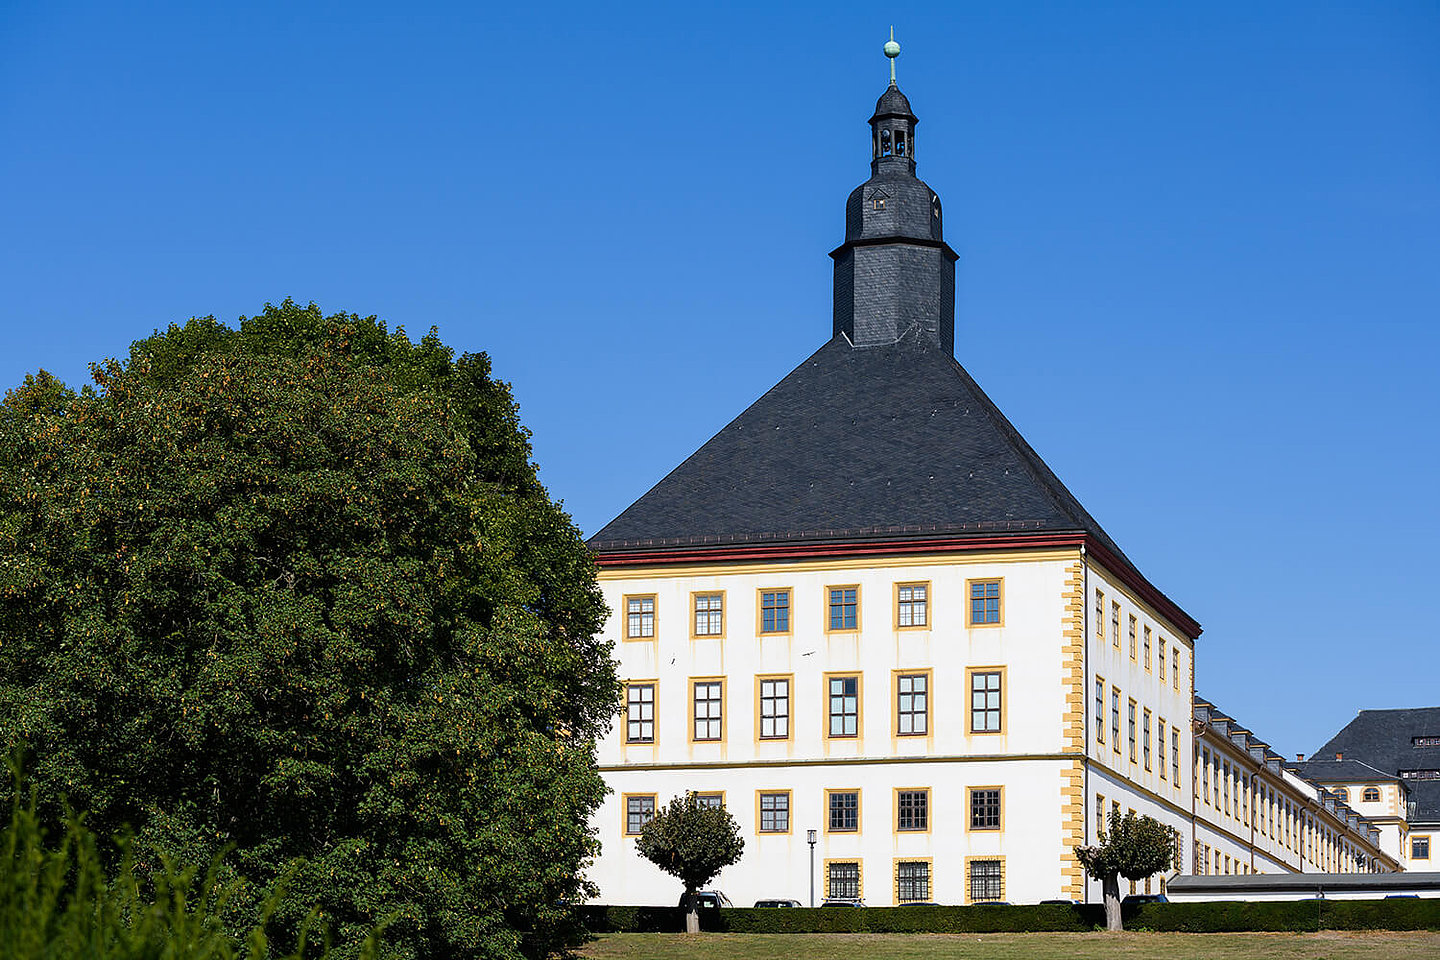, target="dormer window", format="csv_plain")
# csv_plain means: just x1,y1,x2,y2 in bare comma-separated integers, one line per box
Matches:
872,198,885,211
